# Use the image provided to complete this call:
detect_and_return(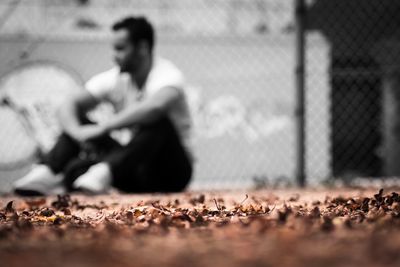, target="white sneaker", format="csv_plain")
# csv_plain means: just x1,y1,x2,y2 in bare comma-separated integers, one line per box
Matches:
72,163,112,194
13,164,65,196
